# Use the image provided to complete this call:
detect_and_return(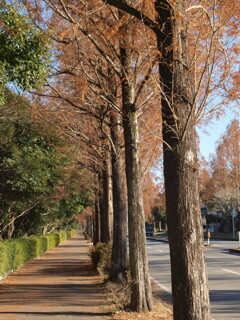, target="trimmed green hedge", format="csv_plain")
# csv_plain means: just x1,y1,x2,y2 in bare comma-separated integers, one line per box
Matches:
0,230,77,277
89,242,112,276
